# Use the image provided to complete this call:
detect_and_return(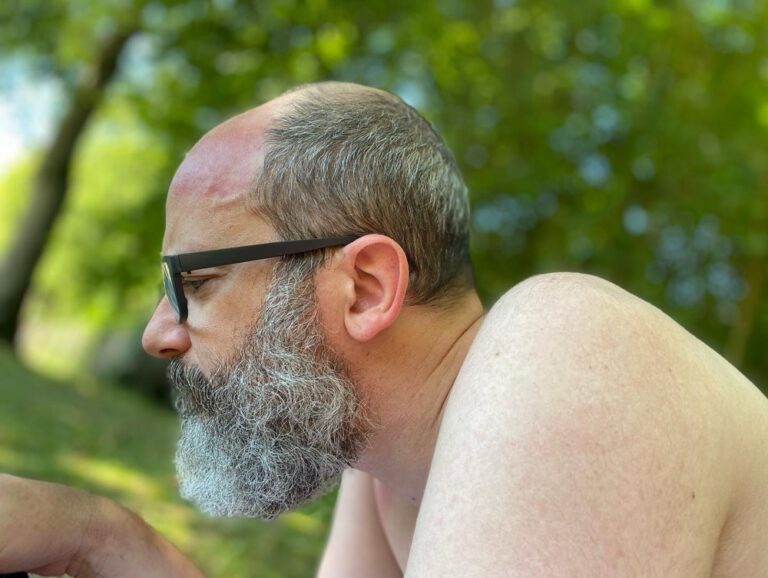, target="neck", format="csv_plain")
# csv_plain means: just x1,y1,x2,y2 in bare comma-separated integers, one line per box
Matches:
352,291,484,505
